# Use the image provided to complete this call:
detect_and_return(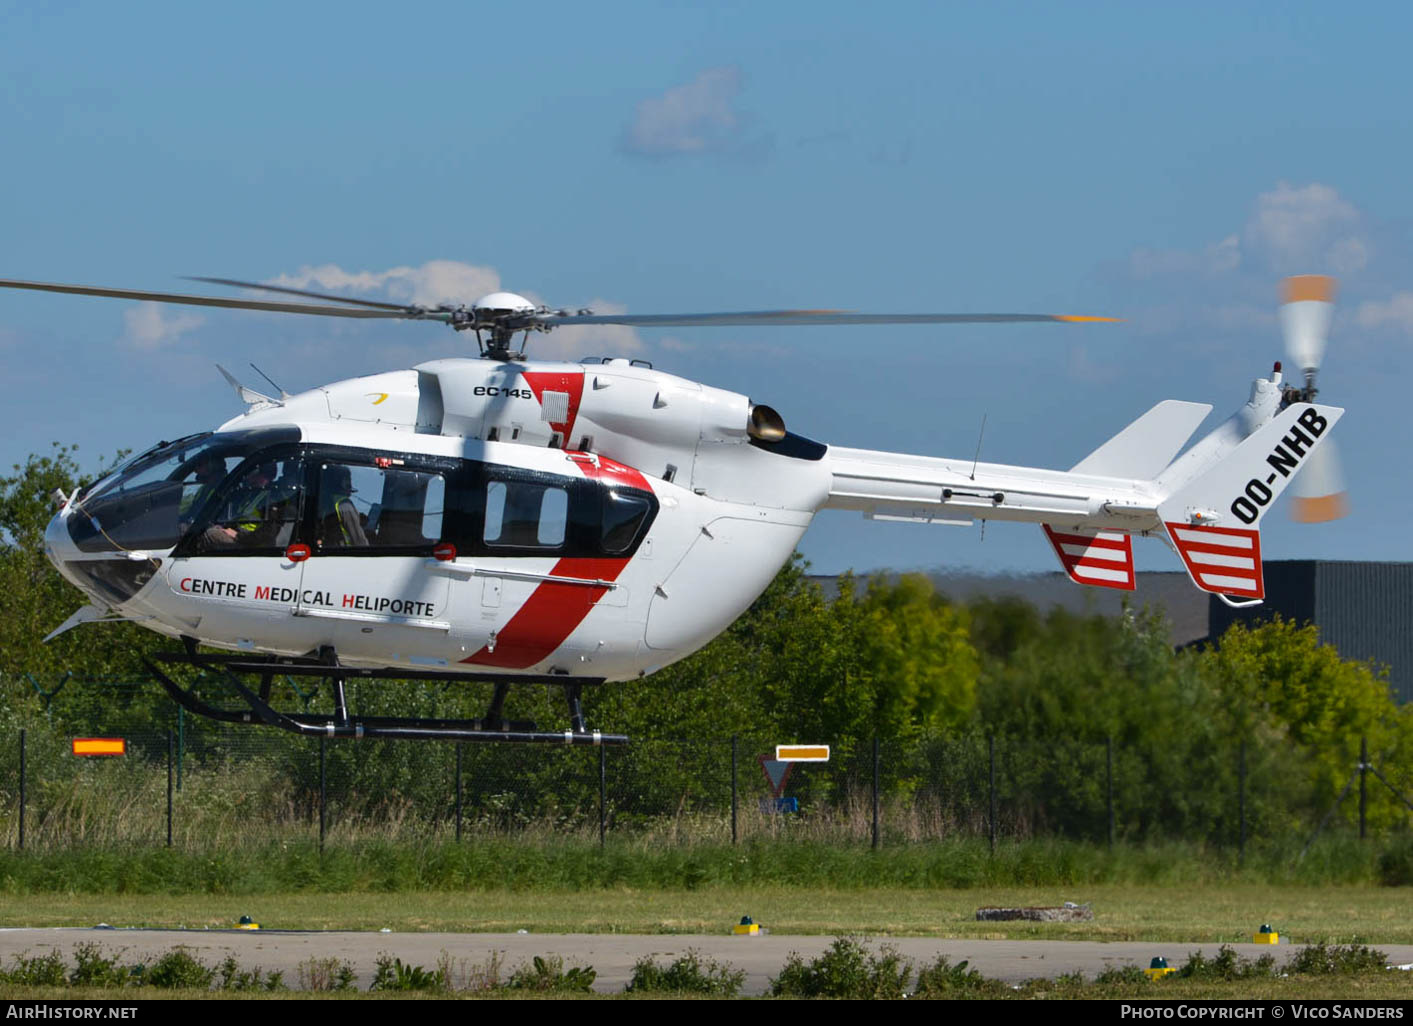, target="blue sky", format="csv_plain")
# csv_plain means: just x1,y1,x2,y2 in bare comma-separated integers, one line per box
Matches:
2,1,1410,576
